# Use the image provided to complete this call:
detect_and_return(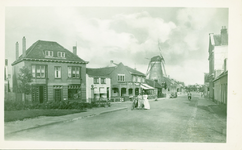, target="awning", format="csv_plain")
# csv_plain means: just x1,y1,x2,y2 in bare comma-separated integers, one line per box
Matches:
141,84,155,90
